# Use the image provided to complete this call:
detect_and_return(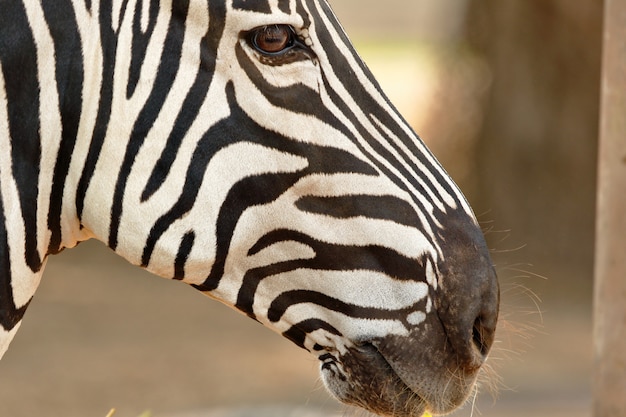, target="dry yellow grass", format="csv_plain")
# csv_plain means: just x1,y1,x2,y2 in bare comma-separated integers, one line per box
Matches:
105,409,151,417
